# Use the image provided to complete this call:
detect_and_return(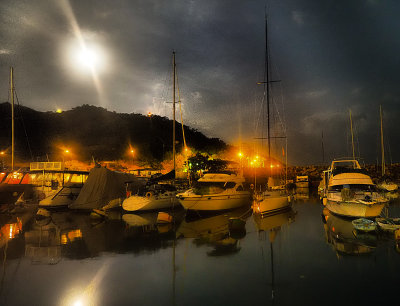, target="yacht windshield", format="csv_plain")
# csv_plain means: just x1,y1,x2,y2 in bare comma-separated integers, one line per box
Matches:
193,182,227,195
328,184,377,192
